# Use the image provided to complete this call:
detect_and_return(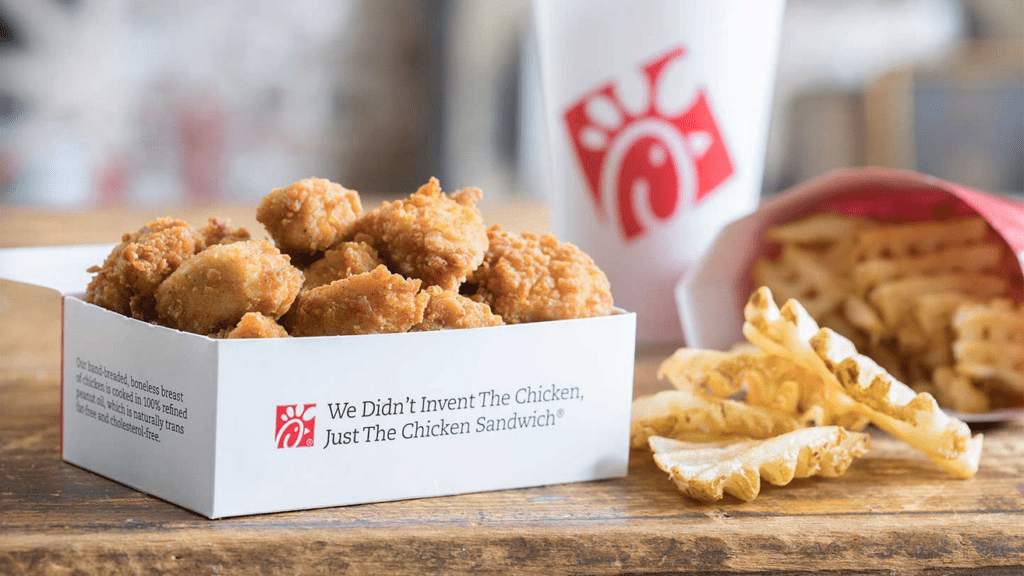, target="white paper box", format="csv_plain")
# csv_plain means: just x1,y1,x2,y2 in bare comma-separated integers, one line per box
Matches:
1,245,637,518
